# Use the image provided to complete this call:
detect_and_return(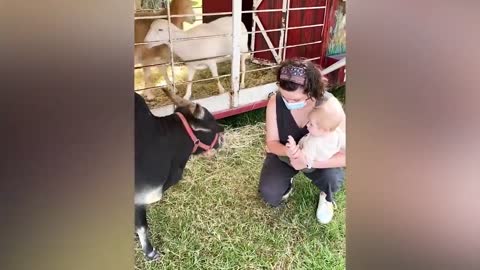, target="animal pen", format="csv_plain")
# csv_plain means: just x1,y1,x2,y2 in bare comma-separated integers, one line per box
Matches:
134,0,346,119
